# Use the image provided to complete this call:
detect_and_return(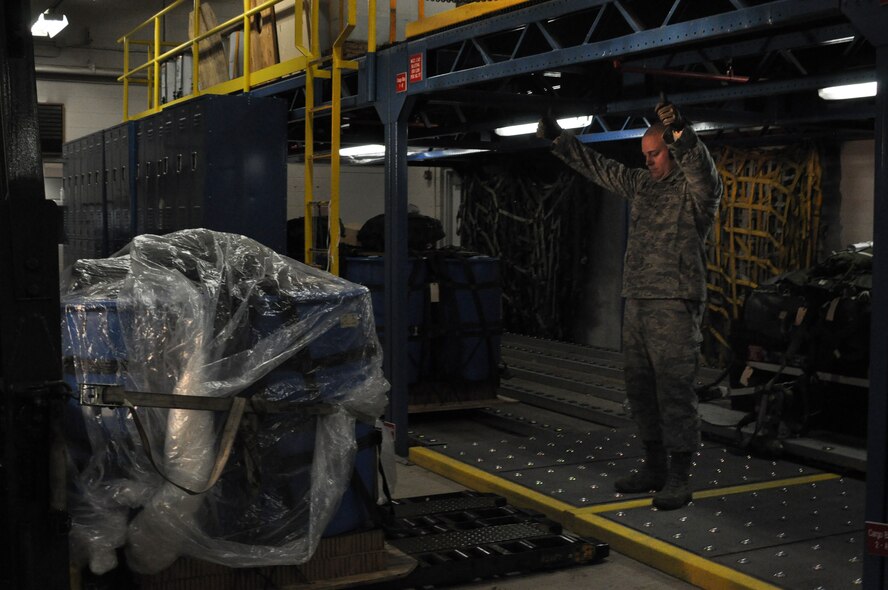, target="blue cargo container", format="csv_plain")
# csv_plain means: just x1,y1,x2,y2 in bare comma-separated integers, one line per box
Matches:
344,256,430,384
435,255,502,383
62,290,378,540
